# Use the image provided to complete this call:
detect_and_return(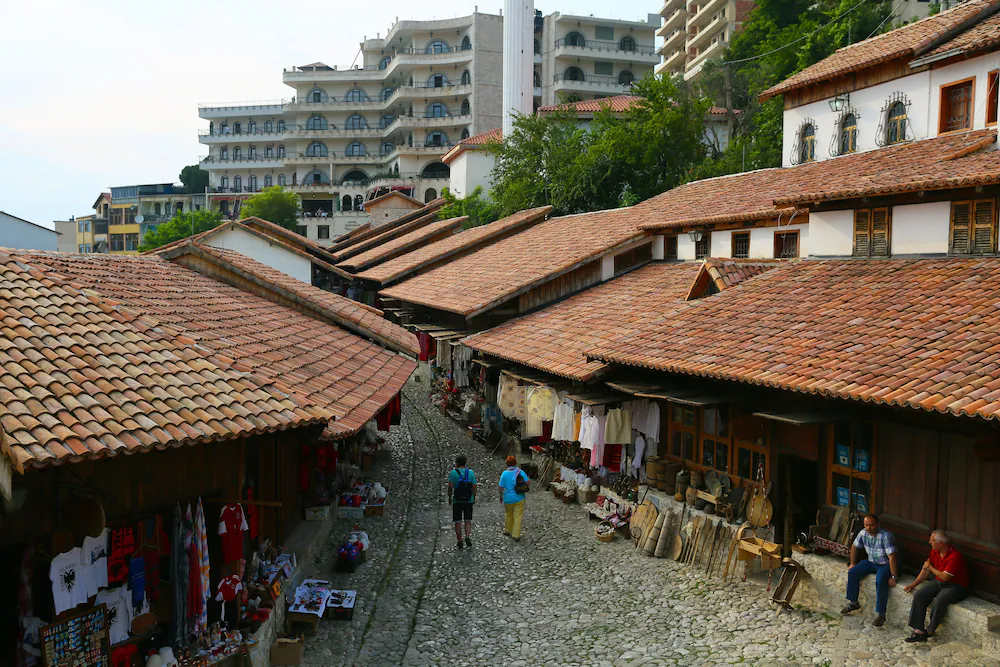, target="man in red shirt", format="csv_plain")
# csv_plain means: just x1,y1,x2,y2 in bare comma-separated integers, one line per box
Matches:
903,530,969,642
